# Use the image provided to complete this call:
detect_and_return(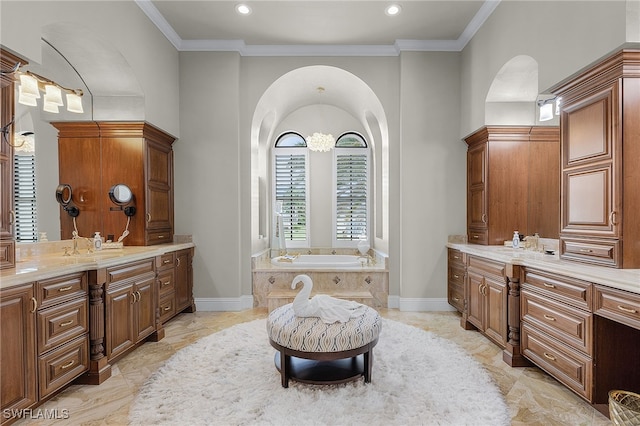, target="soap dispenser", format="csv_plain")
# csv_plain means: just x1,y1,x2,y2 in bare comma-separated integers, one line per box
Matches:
93,232,102,251
512,231,520,249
